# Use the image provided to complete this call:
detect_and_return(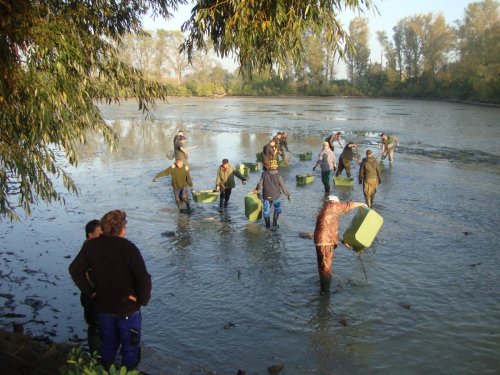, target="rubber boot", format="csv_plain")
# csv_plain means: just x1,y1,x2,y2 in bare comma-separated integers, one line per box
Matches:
264,217,271,228
185,200,191,214
219,195,224,212
319,274,332,295
272,211,280,227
